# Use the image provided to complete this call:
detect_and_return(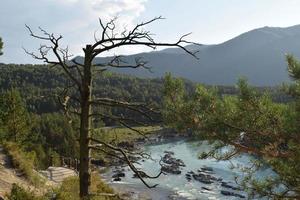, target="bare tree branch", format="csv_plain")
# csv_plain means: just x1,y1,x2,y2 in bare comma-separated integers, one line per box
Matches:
26,16,198,197
89,138,164,188
91,17,200,60
25,25,82,91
